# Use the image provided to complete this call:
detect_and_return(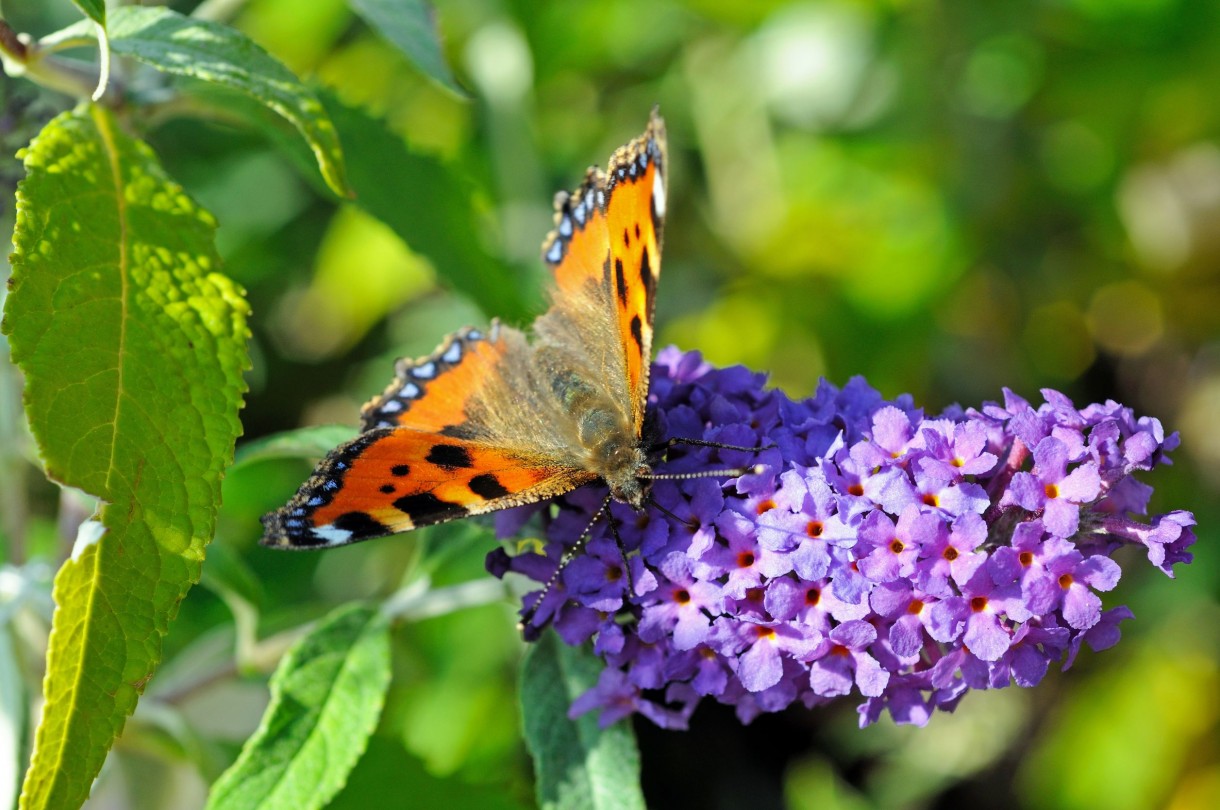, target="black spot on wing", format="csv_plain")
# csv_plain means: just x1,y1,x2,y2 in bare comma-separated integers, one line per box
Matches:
635,223,641,240
393,491,461,523
469,473,510,500
426,443,473,470
391,464,410,476
379,484,395,494
333,511,388,539
615,257,628,305
439,423,478,440
622,228,630,247
630,314,643,350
